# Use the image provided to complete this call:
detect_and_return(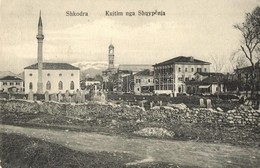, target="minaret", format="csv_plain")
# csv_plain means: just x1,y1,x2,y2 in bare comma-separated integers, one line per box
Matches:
108,44,114,69
36,11,44,93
